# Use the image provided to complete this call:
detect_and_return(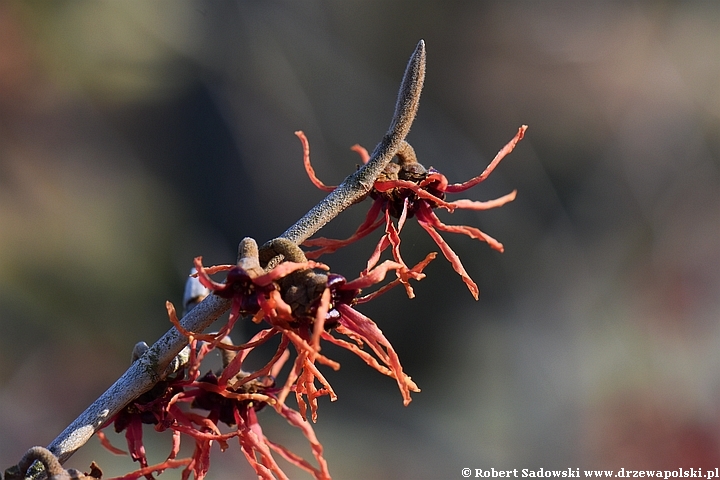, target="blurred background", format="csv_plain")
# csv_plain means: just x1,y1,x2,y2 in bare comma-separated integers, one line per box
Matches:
3,1,720,477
